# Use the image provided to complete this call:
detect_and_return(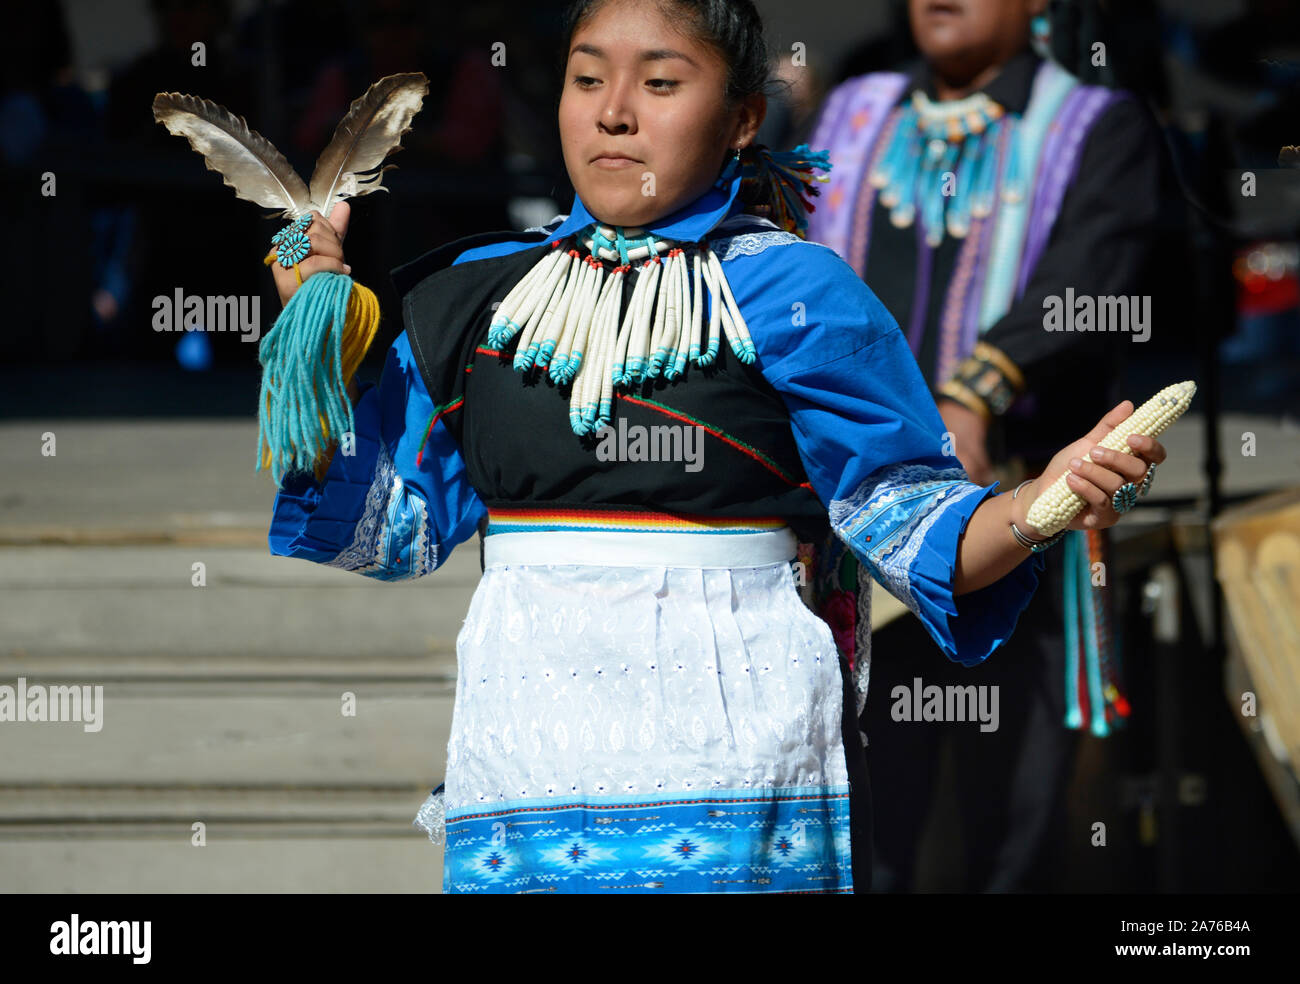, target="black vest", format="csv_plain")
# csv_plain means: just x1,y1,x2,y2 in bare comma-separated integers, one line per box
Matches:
390,233,831,543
